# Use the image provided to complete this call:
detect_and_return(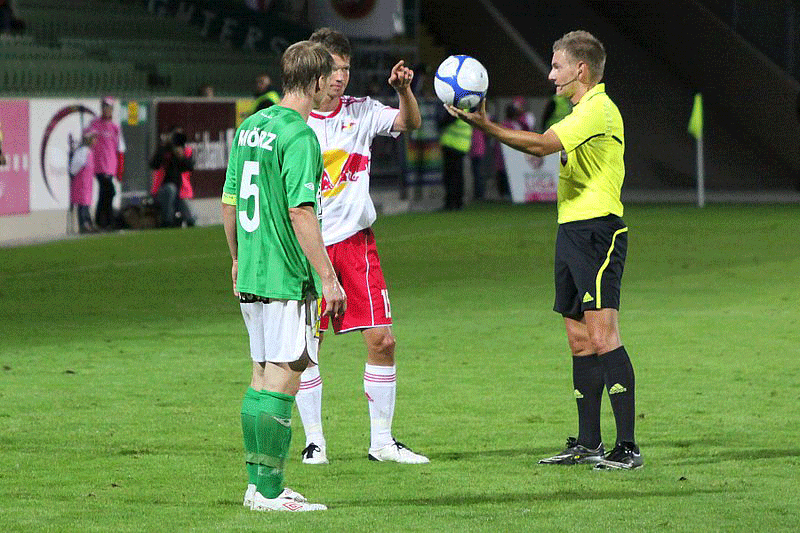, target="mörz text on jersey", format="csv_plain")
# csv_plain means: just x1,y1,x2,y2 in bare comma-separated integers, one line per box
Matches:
238,129,277,151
